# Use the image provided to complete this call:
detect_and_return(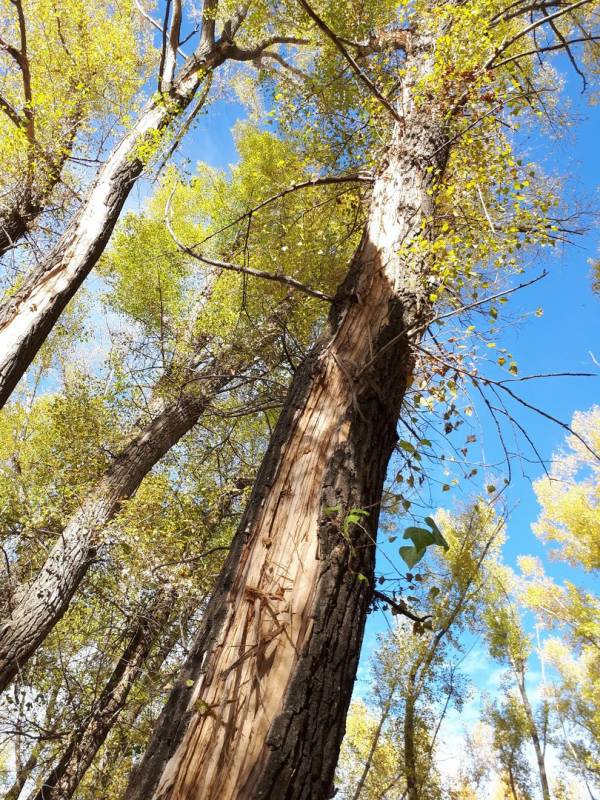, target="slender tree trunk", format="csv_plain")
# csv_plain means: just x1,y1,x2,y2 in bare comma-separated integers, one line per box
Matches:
514,661,551,800
0,363,231,693
125,39,448,800
507,765,518,800
27,590,173,800
351,700,392,800
403,673,419,800
0,45,229,408
5,740,43,800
